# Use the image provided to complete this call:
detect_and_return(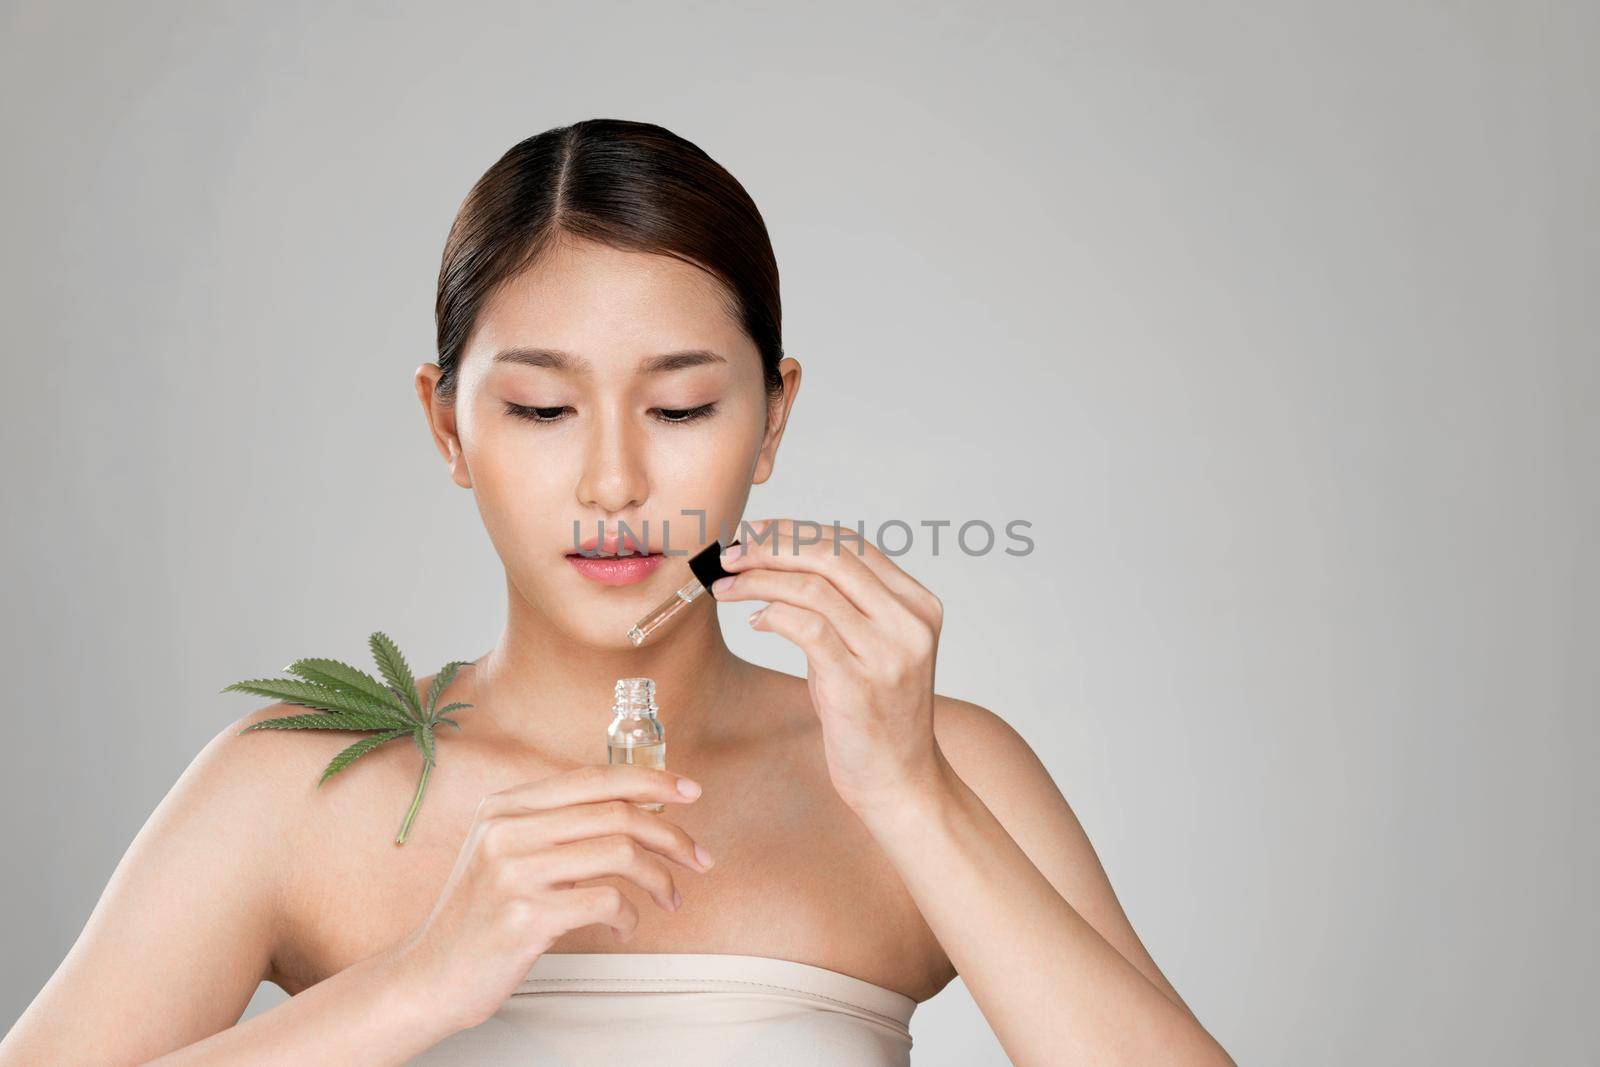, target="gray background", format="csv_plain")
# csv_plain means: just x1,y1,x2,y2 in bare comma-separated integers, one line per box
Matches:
2,2,1593,1064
